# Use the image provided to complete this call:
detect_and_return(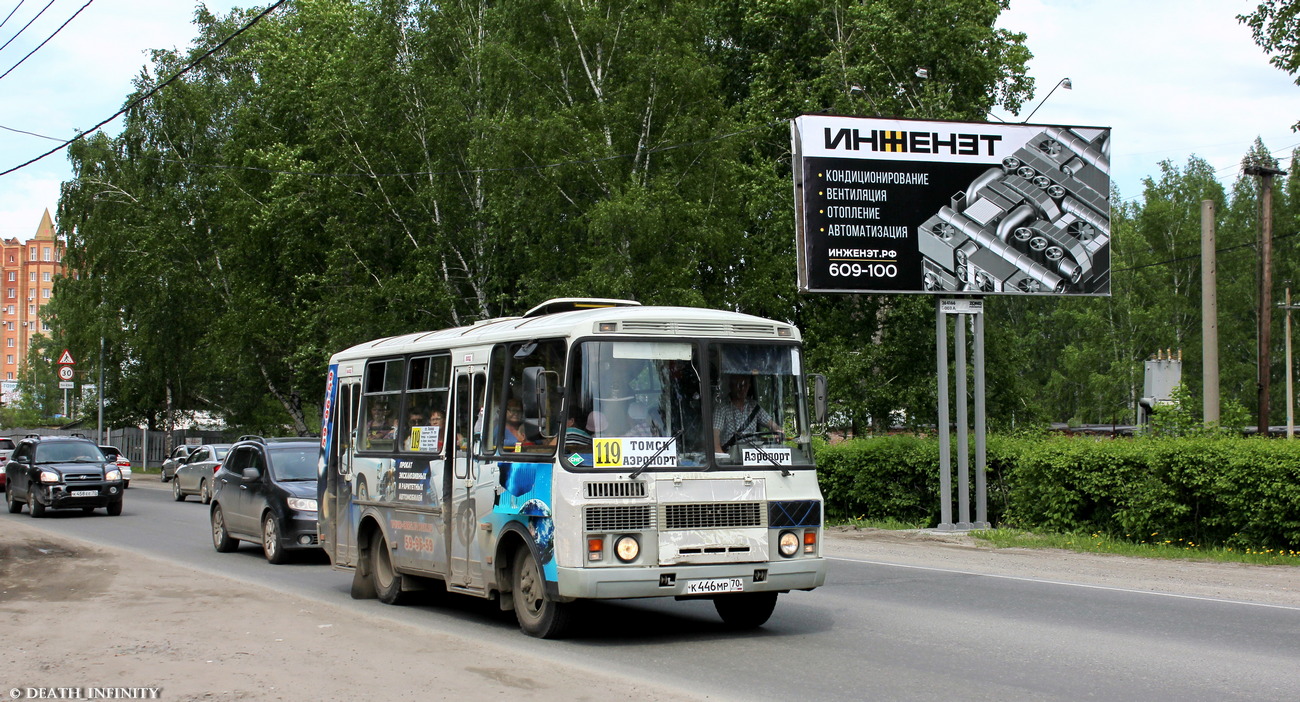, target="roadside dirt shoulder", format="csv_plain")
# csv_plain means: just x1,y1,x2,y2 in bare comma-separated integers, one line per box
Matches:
0,516,701,702
824,525,1300,608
